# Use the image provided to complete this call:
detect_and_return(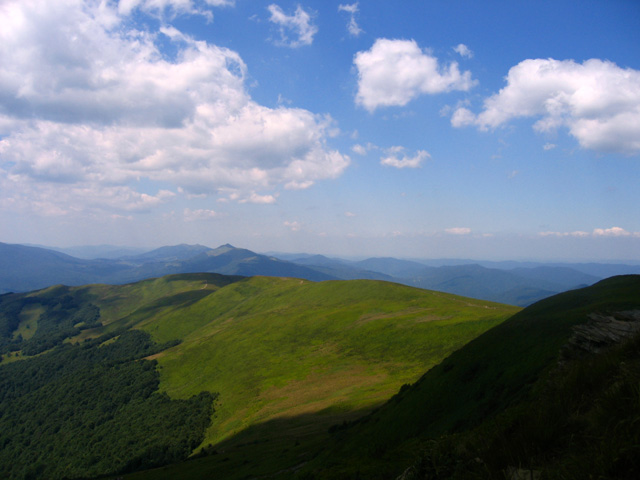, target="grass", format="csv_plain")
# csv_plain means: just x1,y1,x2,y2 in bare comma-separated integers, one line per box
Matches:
294,275,640,479
393,314,640,479
2,272,520,479
12,304,43,341
102,276,516,479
